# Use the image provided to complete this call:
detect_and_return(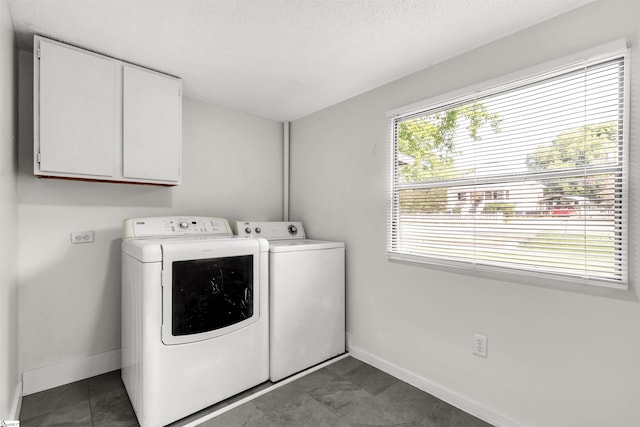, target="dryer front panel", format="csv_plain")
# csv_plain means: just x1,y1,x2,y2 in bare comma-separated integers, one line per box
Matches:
160,239,262,345
171,255,253,336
